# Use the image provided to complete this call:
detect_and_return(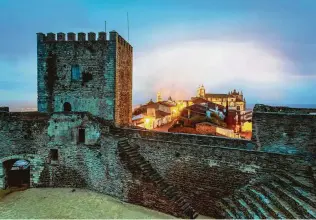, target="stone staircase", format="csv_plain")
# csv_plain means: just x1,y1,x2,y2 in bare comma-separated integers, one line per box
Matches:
111,127,125,137
217,170,316,219
118,138,199,219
